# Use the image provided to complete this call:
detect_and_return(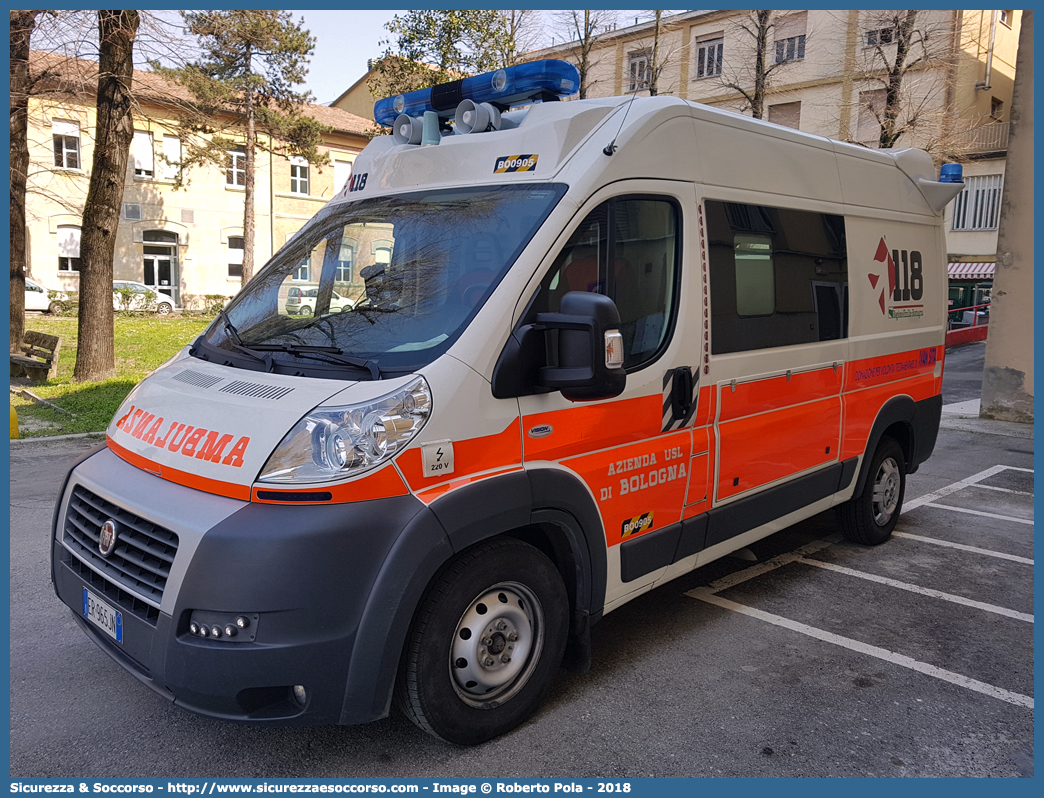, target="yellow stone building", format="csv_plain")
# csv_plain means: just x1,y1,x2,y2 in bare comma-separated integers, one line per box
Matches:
25,51,372,308
524,10,1022,287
